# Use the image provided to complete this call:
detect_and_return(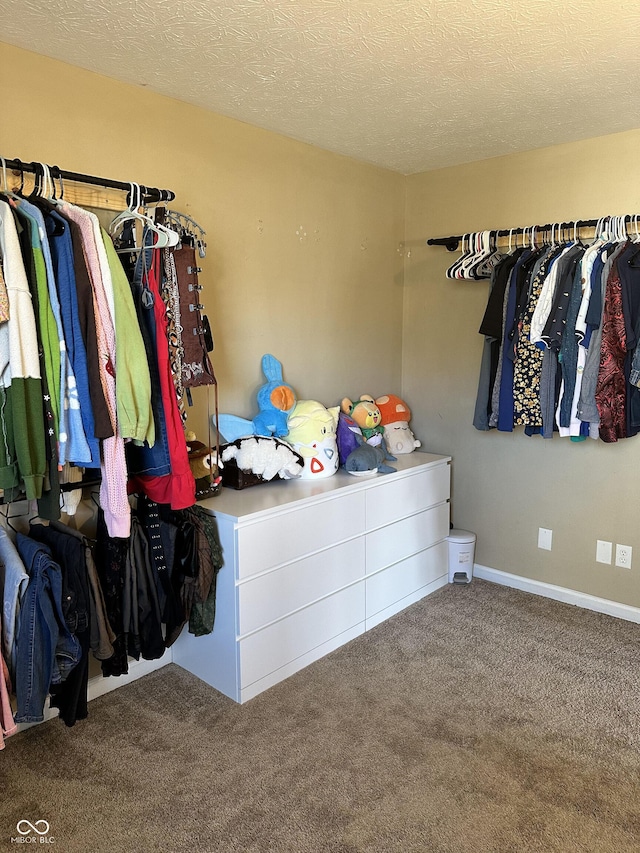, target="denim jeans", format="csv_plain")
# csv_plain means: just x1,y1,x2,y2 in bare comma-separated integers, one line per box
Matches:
14,534,81,724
